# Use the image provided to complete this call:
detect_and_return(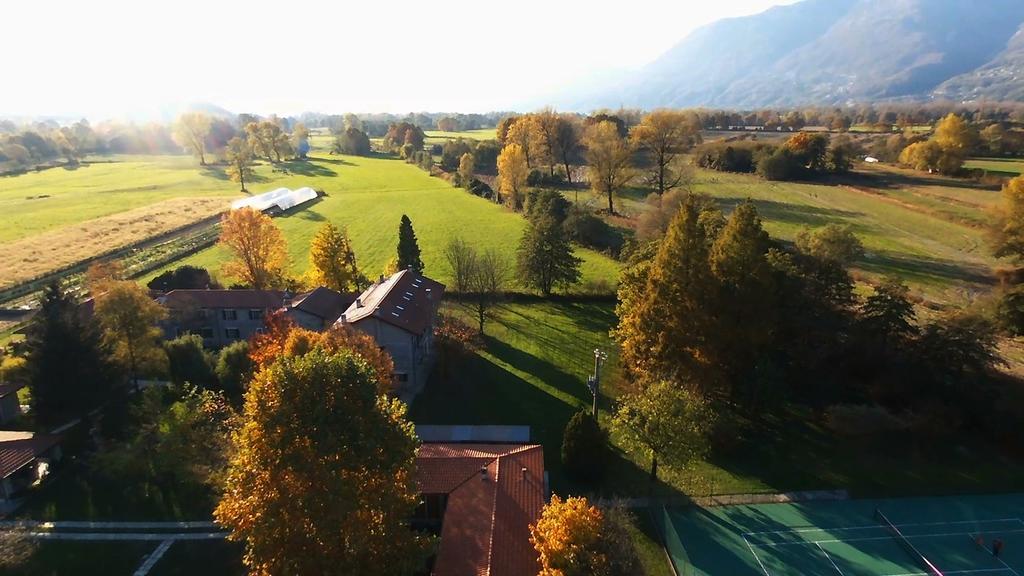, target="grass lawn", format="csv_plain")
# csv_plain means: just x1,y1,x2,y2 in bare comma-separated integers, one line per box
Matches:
411,300,1024,501
0,540,155,576
424,128,496,143
17,462,217,522
153,153,621,294
965,157,1024,177
605,162,1002,305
